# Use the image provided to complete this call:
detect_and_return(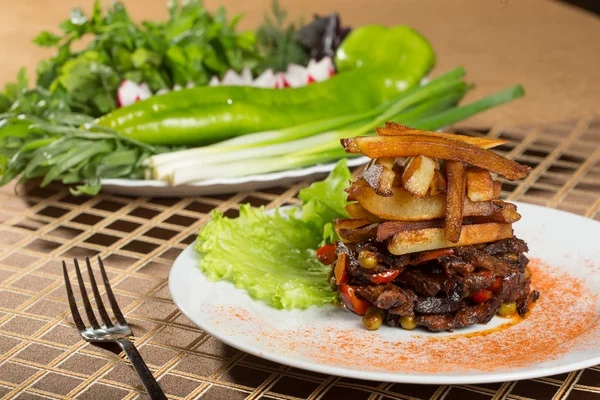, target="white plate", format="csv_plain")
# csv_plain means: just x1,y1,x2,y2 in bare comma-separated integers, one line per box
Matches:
168,202,600,384
101,157,368,197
